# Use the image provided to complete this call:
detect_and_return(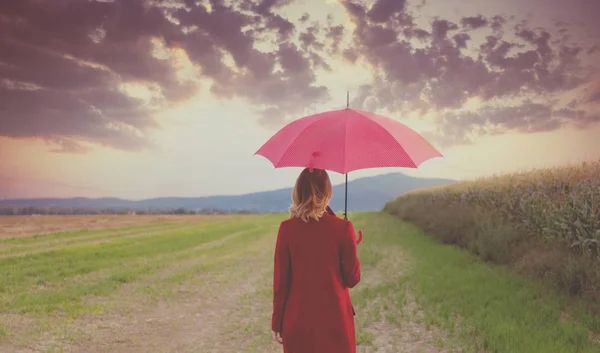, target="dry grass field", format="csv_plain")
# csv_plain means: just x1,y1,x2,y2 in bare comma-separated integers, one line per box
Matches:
2,211,600,352
0,215,219,239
